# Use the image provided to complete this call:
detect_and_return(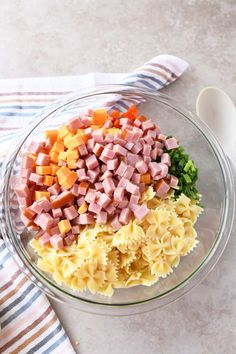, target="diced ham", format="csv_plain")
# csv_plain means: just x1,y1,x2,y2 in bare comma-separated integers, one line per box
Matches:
30,201,43,214
140,183,145,193
34,213,54,231
102,177,115,195
113,144,127,156
97,193,111,208
18,196,32,207
64,233,76,246
84,127,93,137
20,168,32,180
92,129,104,143
127,153,141,167
39,232,51,246
161,153,171,166
70,183,80,197
68,116,83,130
63,205,78,220
52,208,63,218
170,175,179,187
50,234,64,250
37,197,51,212
100,170,112,181
119,208,132,224
29,173,43,185
146,129,156,138
117,177,129,188
51,191,74,208
144,136,154,145
58,160,67,167
148,162,162,178
155,179,170,198
123,165,134,180
78,181,89,195
14,183,30,198
133,118,142,127
87,138,95,151
71,225,80,234
165,137,179,150
96,211,108,224
105,203,116,215
142,144,151,156
151,147,158,160
142,120,154,131
107,158,118,171
27,141,42,154
85,189,96,203
143,156,151,164
88,203,102,214
78,213,94,224
93,143,104,156
81,116,91,128
135,160,148,174
131,142,142,154
104,134,114,143
131,173,141,184
101,147,115,160
125,181,139,195
48,183,60,195
111,215,122,231
158,133,166,141
125,142,134,150
114,187,125,202
21,156,35,169
85,155,99,169
76,168,88,181
77,196,85,206
49,226,60,235
76,159,85,169
36,153,50,166
95,182,103,191
133,203,149,220
78,144,88,156
113,137,126,147
116,161,128,177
